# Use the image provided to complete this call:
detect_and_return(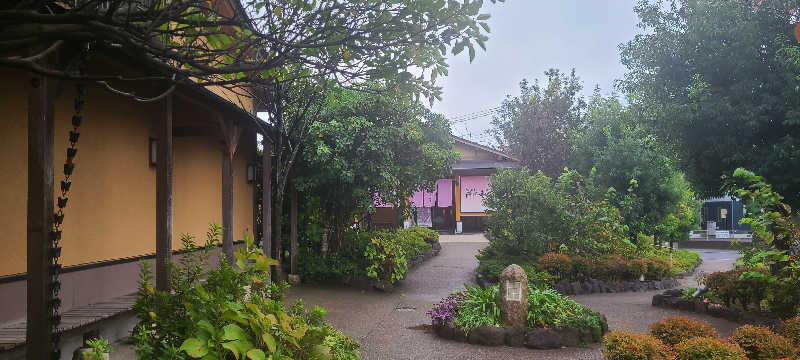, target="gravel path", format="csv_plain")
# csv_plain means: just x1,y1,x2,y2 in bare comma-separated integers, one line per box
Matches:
112,241,742,359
